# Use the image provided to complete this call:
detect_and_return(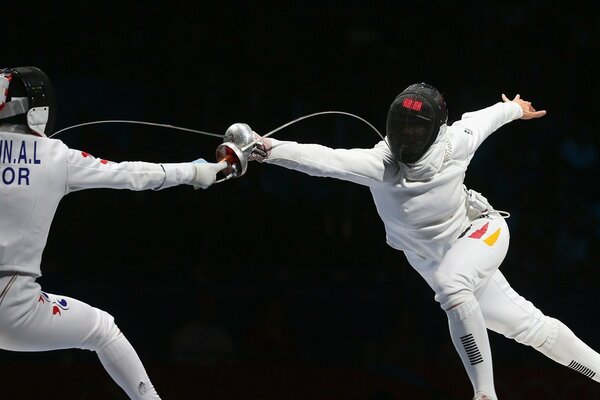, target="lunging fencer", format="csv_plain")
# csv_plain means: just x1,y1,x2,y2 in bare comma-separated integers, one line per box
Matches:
236,83,600,399
0,66,227,399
